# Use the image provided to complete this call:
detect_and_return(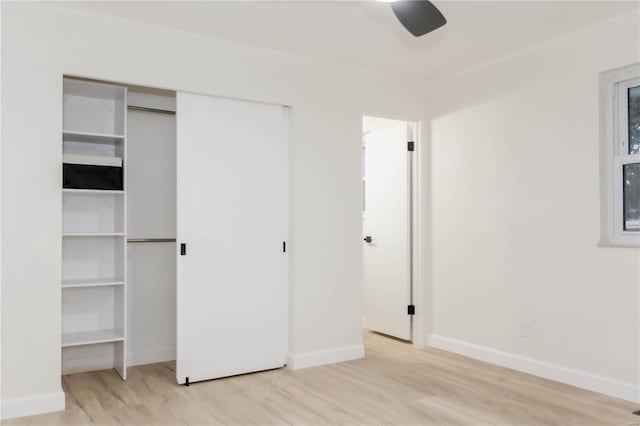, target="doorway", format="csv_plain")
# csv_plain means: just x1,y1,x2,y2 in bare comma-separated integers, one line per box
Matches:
362,116,417,342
